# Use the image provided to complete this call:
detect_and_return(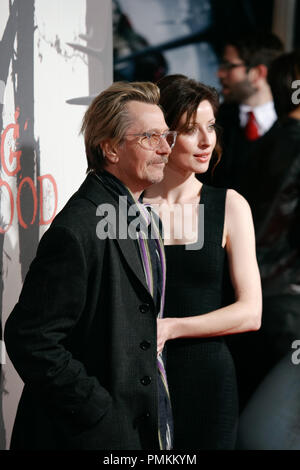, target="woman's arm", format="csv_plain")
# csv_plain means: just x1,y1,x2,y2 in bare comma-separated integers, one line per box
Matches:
157,189,262,353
